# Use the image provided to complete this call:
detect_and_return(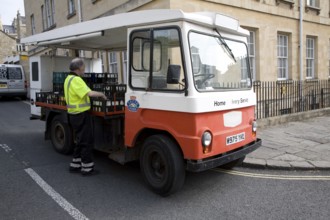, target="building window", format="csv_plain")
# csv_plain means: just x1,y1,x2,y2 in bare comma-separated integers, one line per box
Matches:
277,34,289,80
16,44,26,52
109,52,118,73
41,5,46,30
306,0,319,8
31,14,36,35
43,0,55,30
79,50,85,57
247,31,256,80
190,47,200,74
98,51,104,72
4,29,9,34
328,39,330,77
68,0,76,17
122,51,127,82
275,0,294,9
306,37,315,79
